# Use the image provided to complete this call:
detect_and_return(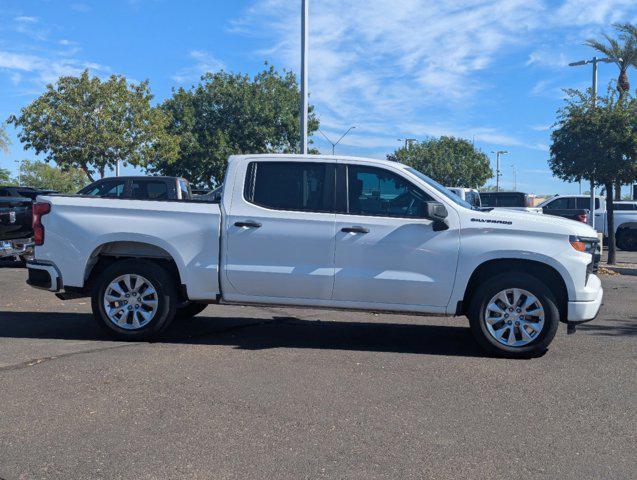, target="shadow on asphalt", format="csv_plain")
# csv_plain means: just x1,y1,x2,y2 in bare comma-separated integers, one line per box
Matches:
0,311,492,358
578,318,637,337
